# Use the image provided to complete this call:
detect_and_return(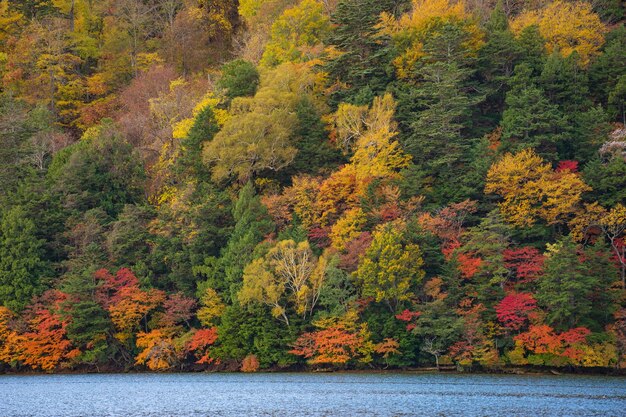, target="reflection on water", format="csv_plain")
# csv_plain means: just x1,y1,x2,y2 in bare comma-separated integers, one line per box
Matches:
0,372,625,416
